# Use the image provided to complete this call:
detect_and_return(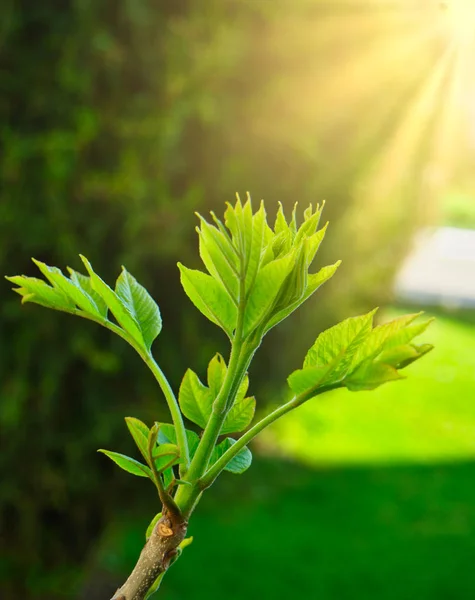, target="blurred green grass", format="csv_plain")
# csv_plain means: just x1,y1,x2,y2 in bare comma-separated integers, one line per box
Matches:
161,459,475,600
92,309,475,600
261,309,475,465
